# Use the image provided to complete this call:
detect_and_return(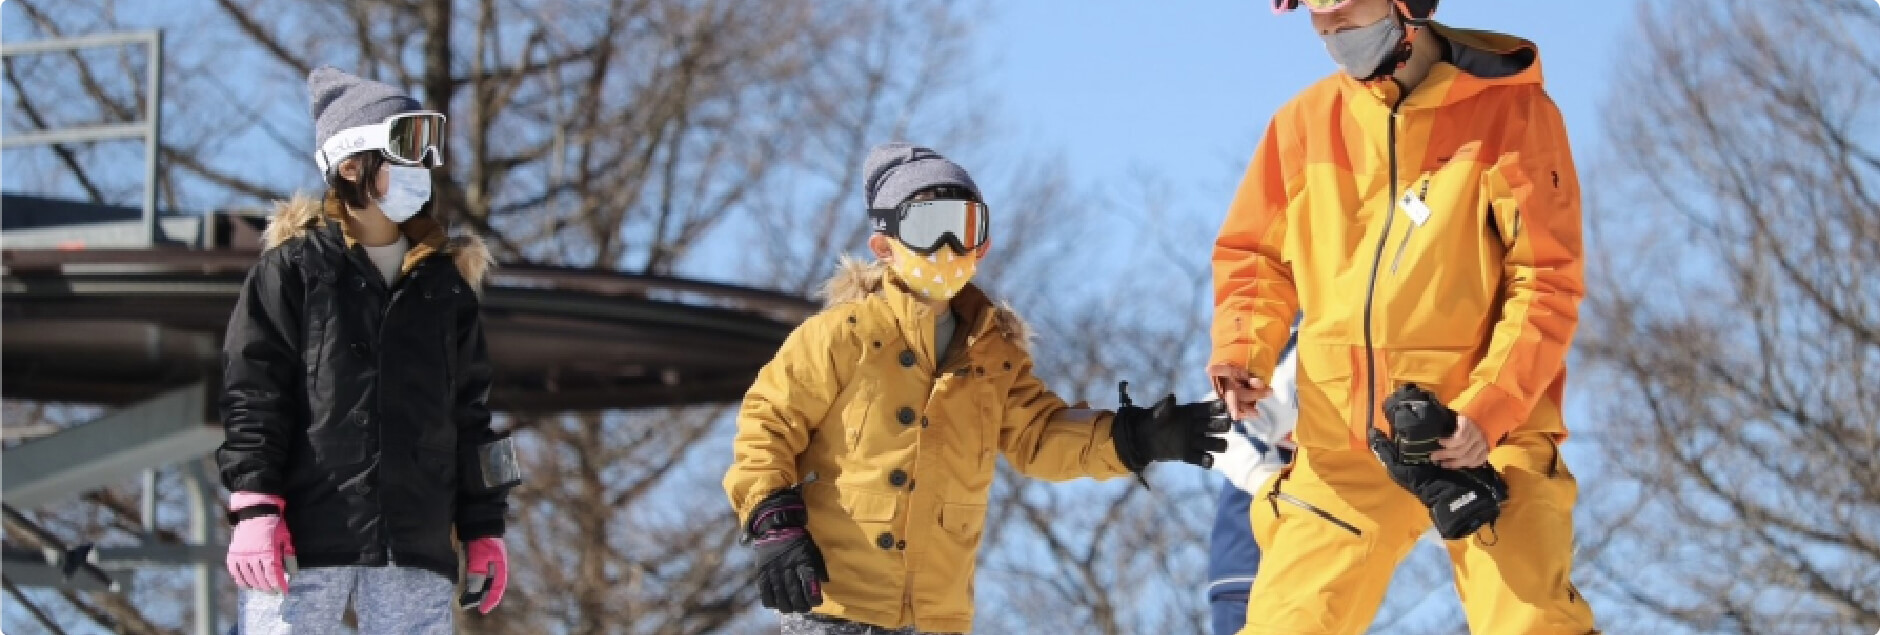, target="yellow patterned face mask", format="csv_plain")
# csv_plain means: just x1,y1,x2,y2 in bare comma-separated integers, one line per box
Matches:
887,239,978,300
